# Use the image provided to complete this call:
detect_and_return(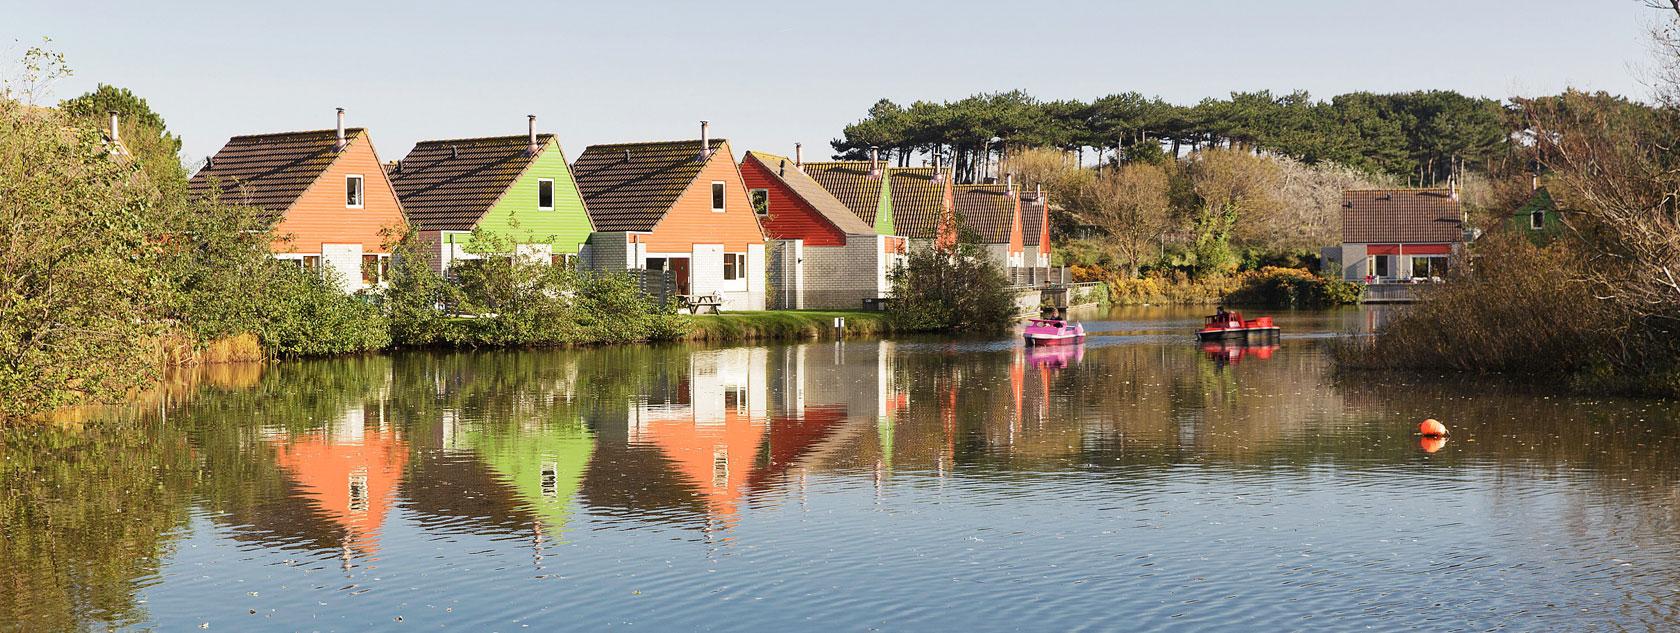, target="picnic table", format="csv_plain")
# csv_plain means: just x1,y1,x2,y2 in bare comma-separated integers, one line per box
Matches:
680,292,724,315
